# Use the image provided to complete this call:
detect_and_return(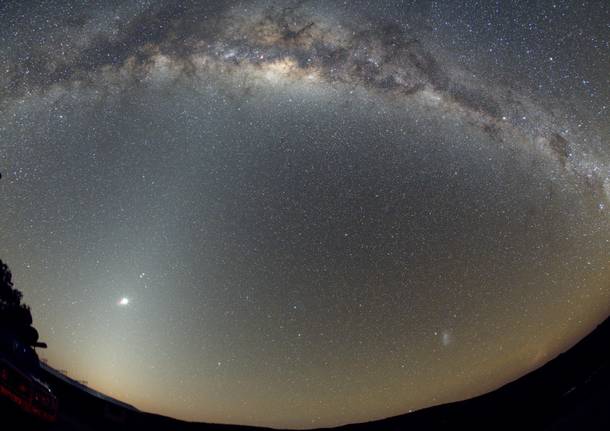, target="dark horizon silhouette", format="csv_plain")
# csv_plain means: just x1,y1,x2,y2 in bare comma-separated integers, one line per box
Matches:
1,257,609,430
